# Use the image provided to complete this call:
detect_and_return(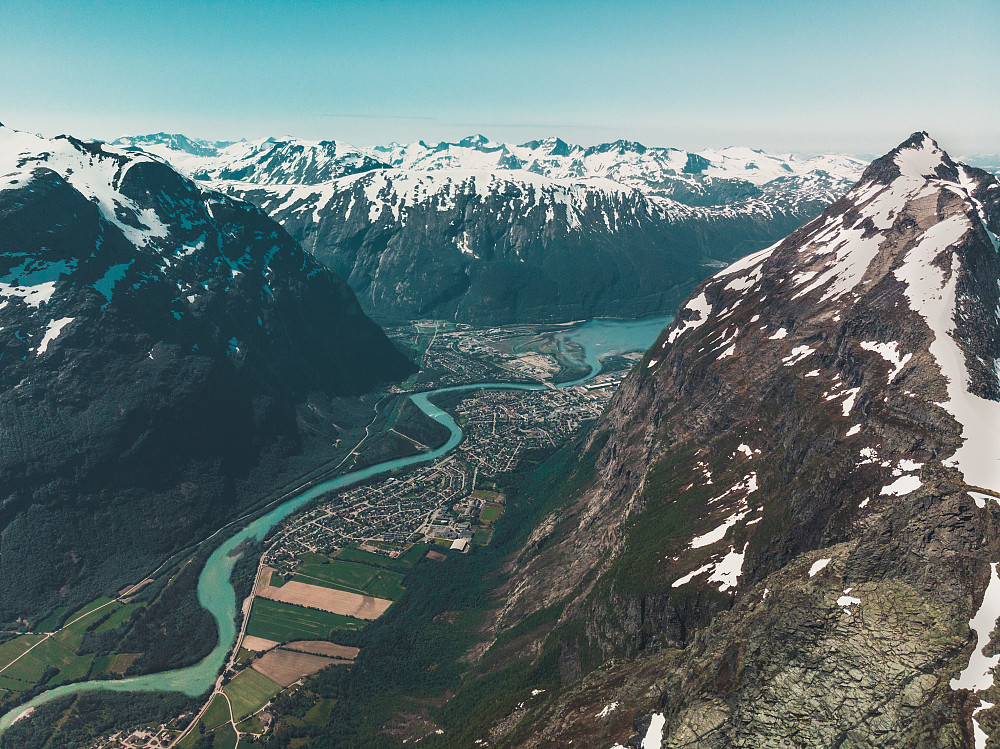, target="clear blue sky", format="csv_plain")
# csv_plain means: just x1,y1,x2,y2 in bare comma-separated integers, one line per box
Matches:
1,0,997,155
